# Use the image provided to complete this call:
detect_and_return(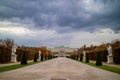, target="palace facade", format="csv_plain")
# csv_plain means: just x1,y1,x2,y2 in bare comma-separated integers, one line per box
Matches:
49,46,77,57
